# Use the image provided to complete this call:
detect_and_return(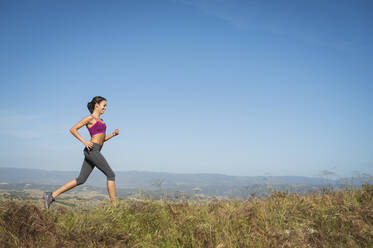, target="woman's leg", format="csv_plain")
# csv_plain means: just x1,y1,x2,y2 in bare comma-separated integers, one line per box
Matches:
107,180,118,207
52,179,77,199
52,158,94,199
87,149,117,205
